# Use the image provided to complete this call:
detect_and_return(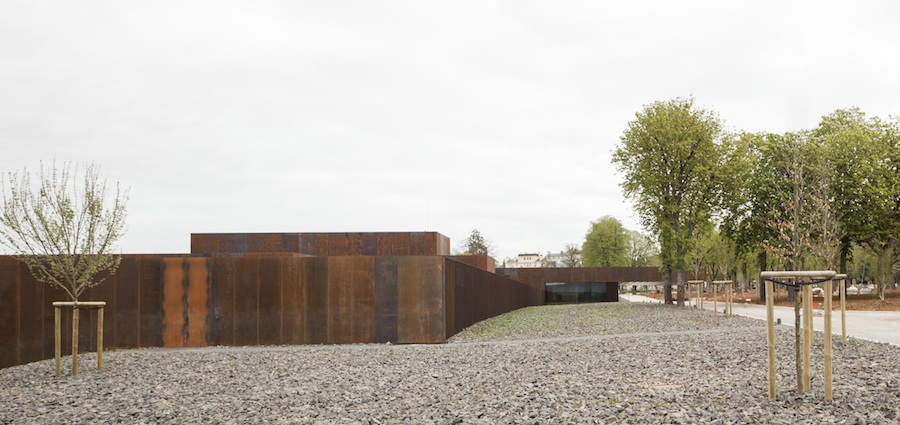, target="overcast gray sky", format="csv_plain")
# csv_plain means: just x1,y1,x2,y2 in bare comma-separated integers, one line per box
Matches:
2,1,899,260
